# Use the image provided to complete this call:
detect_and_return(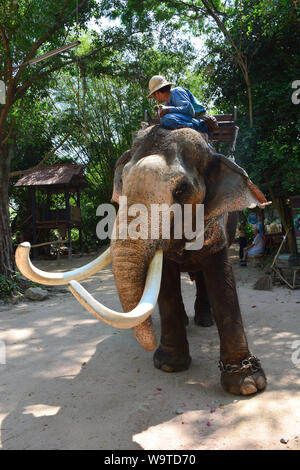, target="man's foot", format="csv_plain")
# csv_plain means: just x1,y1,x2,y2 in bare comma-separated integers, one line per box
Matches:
149,117,160,125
